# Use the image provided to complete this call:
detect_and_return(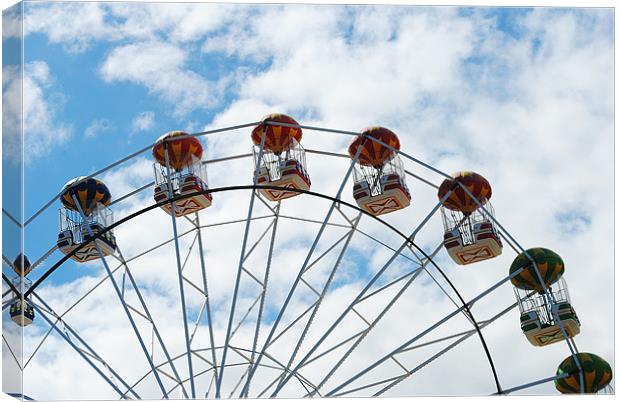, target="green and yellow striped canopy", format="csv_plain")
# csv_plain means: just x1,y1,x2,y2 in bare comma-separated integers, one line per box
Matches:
509,247,564,292
555,353,612,394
